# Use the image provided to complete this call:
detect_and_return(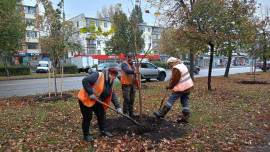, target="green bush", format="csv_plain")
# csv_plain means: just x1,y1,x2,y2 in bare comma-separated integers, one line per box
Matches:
150,60,169,69
56,65,78,74
0,66,31,76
